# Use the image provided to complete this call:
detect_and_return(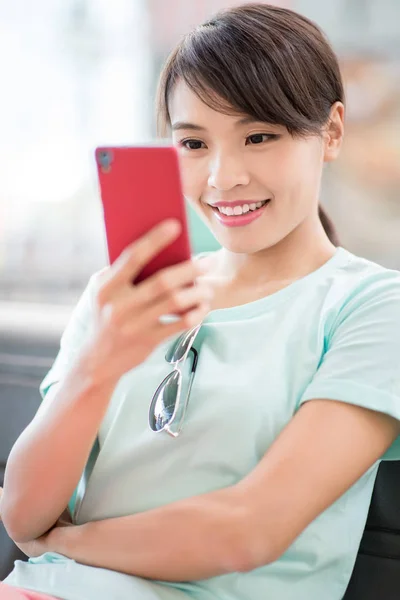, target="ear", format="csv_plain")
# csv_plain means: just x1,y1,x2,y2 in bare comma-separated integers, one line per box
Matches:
323,102,345,163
